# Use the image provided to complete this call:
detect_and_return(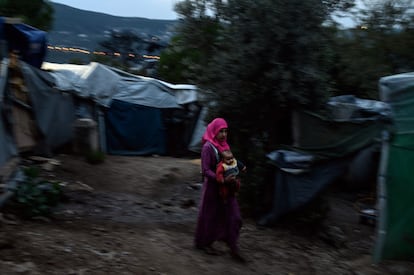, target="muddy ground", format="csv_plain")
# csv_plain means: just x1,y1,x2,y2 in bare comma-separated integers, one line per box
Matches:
0,154,414,274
